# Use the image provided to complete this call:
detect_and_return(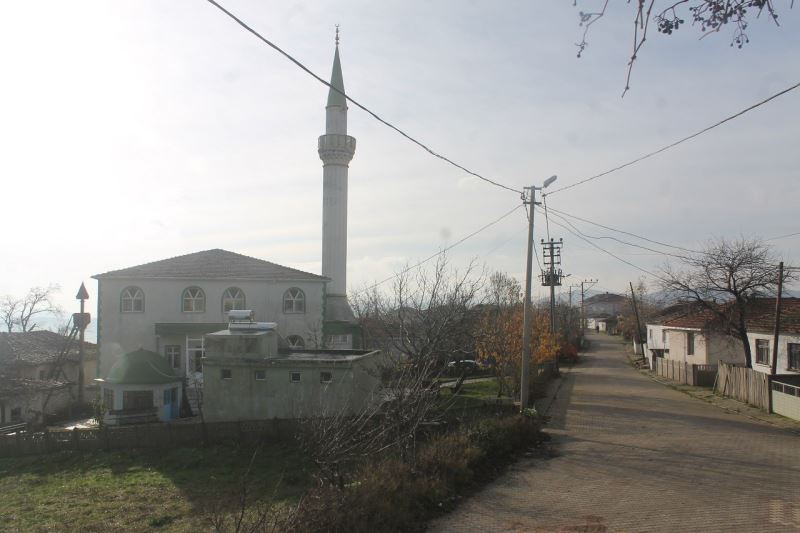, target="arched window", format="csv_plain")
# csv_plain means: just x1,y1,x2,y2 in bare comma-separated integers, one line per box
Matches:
121,287,144,313
222,287,246,313
182,287,205,313
283,288,305,314
286,335,305,349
